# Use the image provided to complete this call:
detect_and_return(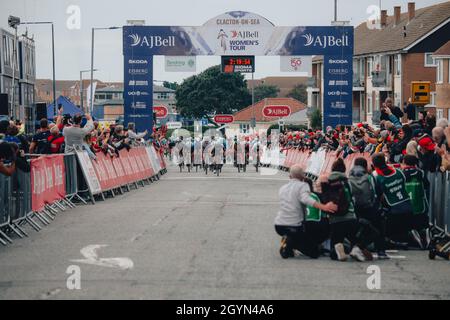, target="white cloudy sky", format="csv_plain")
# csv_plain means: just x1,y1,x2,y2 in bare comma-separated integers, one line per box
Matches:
0,0,447,83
